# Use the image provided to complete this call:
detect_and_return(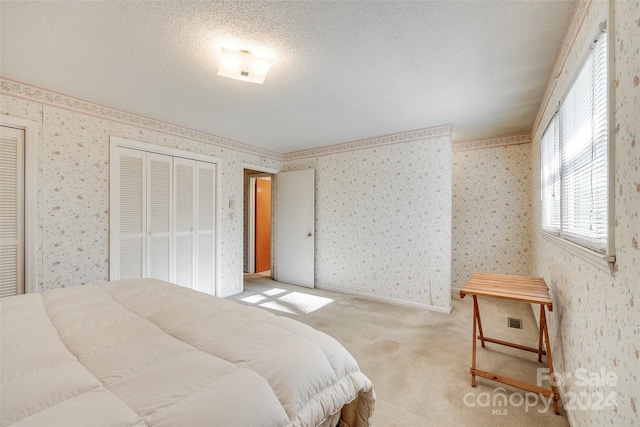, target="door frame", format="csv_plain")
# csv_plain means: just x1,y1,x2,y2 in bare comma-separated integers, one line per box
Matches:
241,163,279,281
1,116,37,294
247,173,272,274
